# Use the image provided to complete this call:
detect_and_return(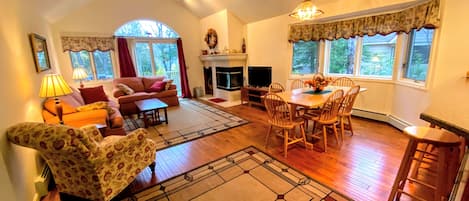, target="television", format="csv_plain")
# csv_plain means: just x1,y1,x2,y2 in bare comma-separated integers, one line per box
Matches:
248,66,272,88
